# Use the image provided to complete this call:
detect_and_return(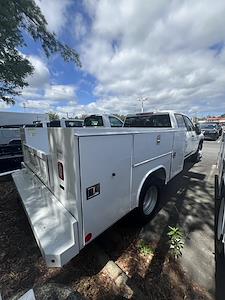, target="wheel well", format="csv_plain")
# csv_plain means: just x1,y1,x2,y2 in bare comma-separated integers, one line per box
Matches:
138,168,166,202
199,139,203,149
